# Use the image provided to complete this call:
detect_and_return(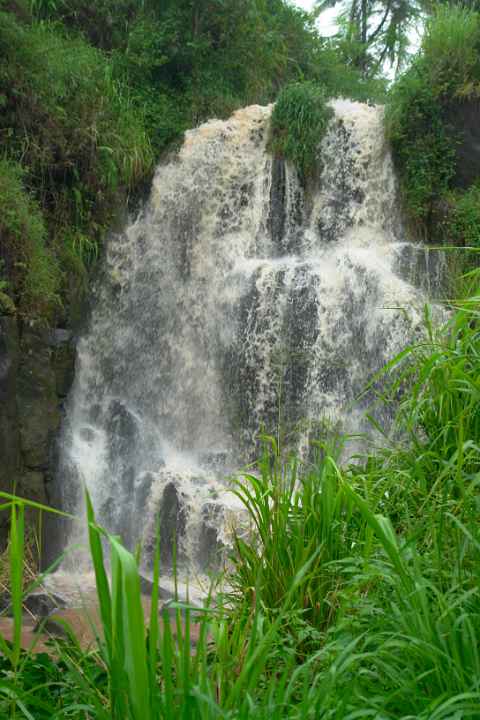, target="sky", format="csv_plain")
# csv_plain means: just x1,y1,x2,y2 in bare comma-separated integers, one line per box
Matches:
292,0,339,37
